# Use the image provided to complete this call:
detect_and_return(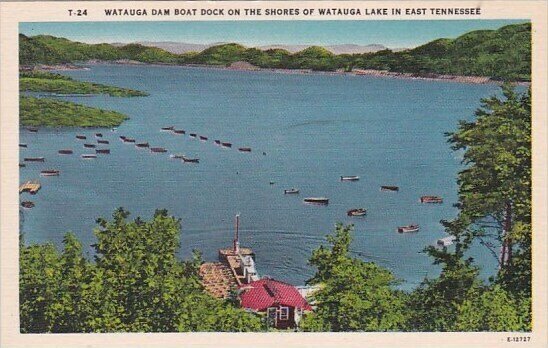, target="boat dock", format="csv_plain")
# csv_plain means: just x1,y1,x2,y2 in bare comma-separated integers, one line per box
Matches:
19,180,41,194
